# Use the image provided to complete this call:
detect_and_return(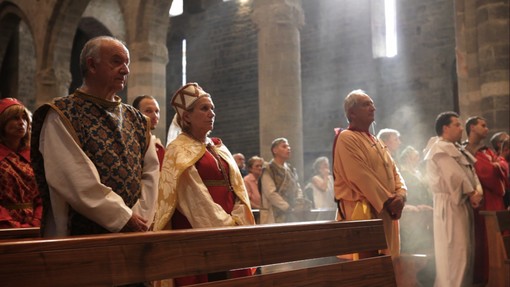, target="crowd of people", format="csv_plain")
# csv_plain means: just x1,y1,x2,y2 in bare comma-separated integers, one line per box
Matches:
1,36,509,287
